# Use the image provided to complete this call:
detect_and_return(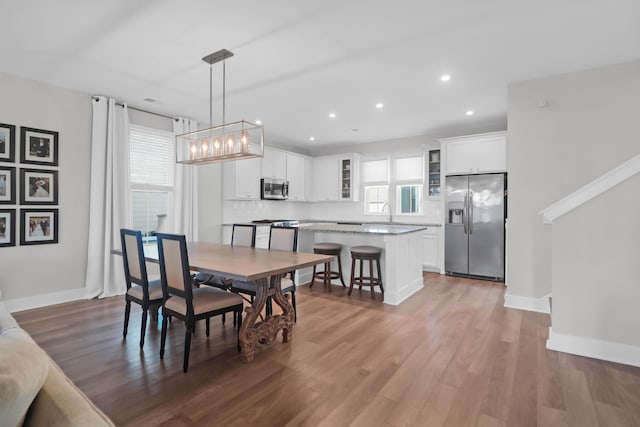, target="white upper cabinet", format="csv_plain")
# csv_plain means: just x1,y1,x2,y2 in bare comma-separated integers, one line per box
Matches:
441,131,506,175
313,154,359,202
262,147,286,179
222,157,262,200
286,153,307,201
